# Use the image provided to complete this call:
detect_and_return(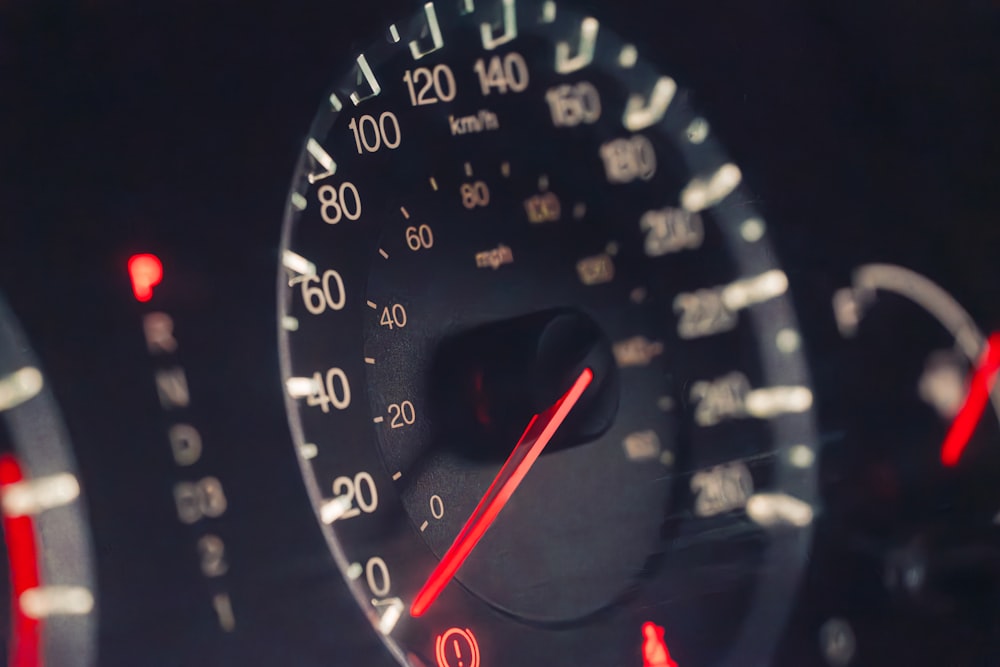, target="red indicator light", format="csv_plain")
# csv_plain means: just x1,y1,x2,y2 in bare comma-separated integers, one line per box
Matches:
641,621,678,667
127,254,163,303
434,627,480,667
0,455,43,667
